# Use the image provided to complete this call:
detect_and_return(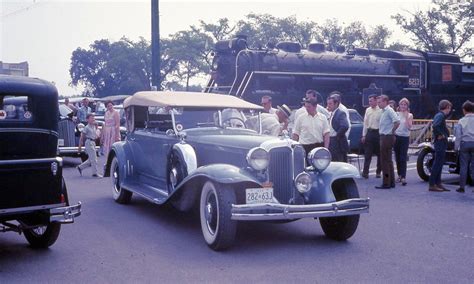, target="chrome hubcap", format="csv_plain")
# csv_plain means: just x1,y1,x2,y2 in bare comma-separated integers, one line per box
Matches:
204,192,218,235
113,166,120,193
33,226,46,236
423,153,433,175
169,168,178,190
